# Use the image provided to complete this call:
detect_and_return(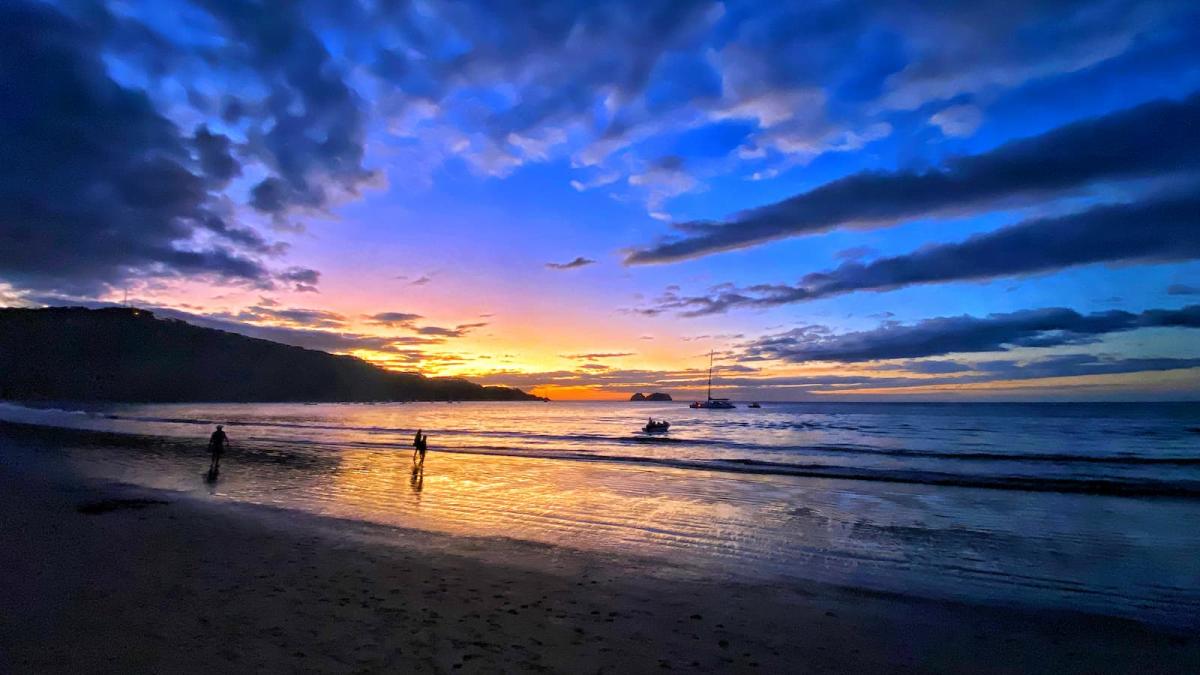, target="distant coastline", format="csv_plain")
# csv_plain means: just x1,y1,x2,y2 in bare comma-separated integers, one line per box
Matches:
0,307,545,403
